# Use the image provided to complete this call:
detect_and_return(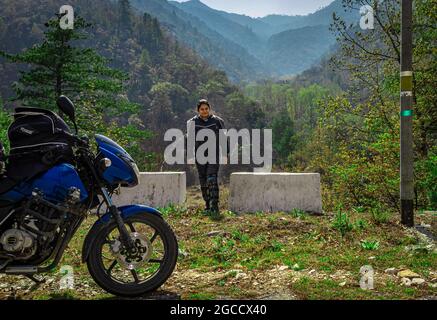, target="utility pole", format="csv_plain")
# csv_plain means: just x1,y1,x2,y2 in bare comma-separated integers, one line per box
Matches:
400,0,414,227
